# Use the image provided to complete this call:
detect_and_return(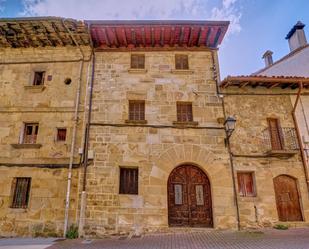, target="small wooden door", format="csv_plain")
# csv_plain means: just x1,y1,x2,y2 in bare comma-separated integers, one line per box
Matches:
274,175,303,221
168,165,213,227
268,118,284,150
